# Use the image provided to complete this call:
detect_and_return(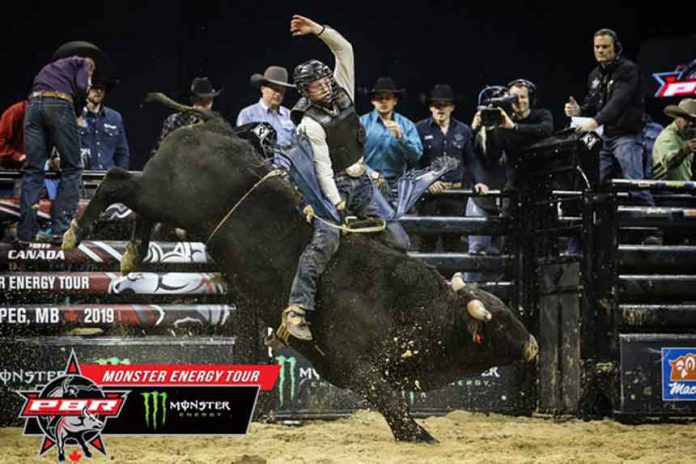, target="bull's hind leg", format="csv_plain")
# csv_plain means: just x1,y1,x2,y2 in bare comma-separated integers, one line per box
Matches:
121,216,153,275
355,369,437,443
62,168,141,251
